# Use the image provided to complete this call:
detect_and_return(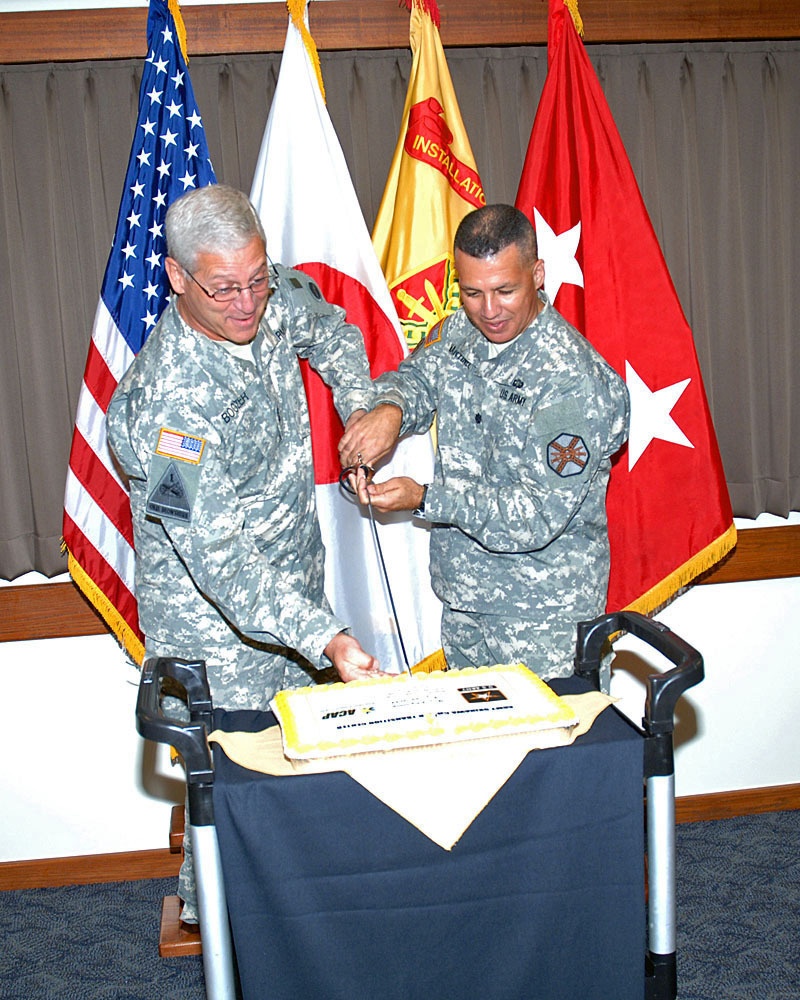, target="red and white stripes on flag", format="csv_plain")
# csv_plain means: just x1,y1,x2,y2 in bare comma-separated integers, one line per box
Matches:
62,0,216,661
250,0,442,671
